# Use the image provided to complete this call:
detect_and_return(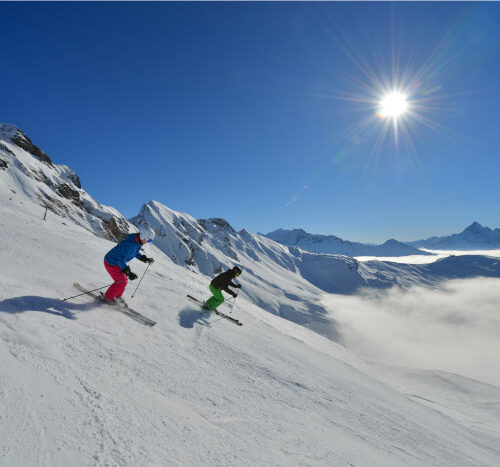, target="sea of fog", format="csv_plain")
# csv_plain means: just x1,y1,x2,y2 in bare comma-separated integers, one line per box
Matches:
355,248,500,264
329,250,500,387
